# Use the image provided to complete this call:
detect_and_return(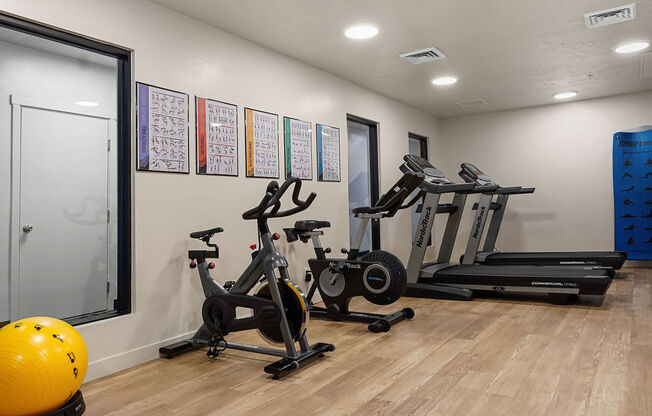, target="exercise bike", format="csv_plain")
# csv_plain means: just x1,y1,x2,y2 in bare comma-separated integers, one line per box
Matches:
283,171,423,332
159,177,335,378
